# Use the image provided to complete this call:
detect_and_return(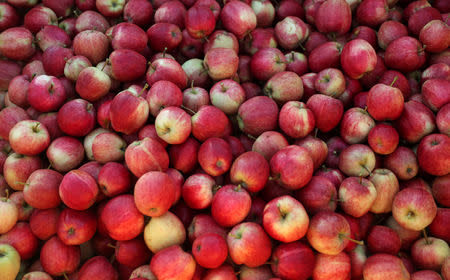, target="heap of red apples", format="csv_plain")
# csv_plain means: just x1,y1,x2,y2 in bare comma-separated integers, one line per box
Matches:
0,0,449,279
